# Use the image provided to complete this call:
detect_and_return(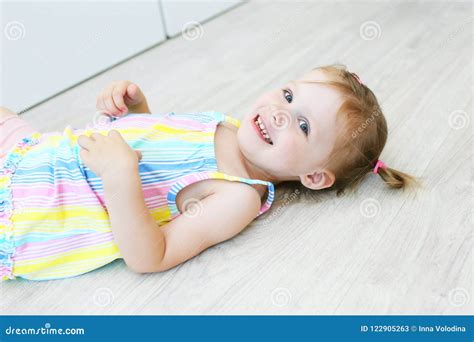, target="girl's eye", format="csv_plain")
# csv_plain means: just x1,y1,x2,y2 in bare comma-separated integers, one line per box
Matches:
298,118,309,136
281,88,309,136
282,89,293,103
